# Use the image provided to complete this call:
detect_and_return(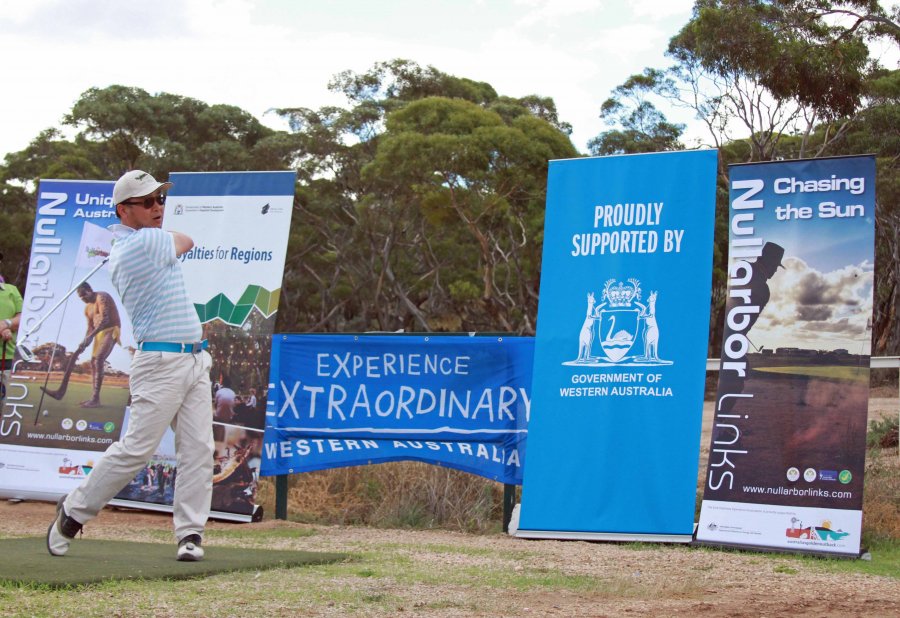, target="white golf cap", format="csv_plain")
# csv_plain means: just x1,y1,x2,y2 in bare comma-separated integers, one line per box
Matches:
112,170,173,205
